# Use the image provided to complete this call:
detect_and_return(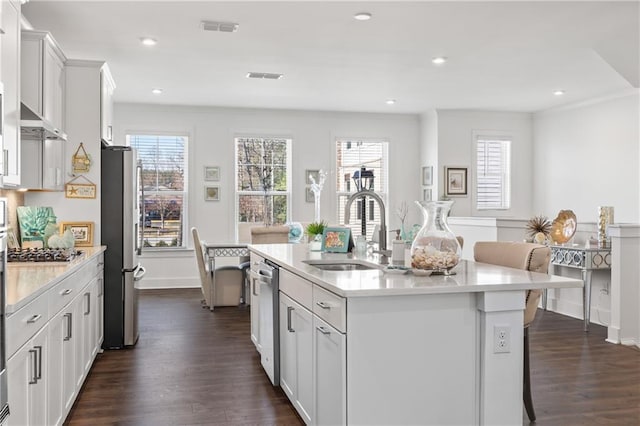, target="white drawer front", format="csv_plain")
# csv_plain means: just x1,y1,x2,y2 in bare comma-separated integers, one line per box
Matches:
313,285,346,333
48,258,96,315
279,269,312,310
6,294,50,357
